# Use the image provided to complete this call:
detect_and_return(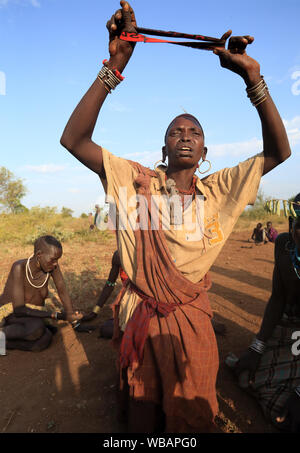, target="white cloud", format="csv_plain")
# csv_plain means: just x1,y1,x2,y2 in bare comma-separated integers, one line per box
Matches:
0,0,40,7
209,137,263,158
68,188,80,194
23,164,66,173
283,116,300,146
109,102,131,113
